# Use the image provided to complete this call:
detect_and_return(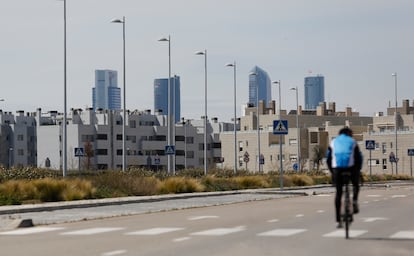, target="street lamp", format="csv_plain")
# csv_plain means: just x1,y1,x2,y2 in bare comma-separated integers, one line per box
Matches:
290,86,300,172
195,50,208,175
181,118,189,169
225,62,237,174
111,16,127,171
159,36,175,174
392,72,398,175
60,0,68,177
250,71,261,173
9,148,13,169
272,80,283,190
